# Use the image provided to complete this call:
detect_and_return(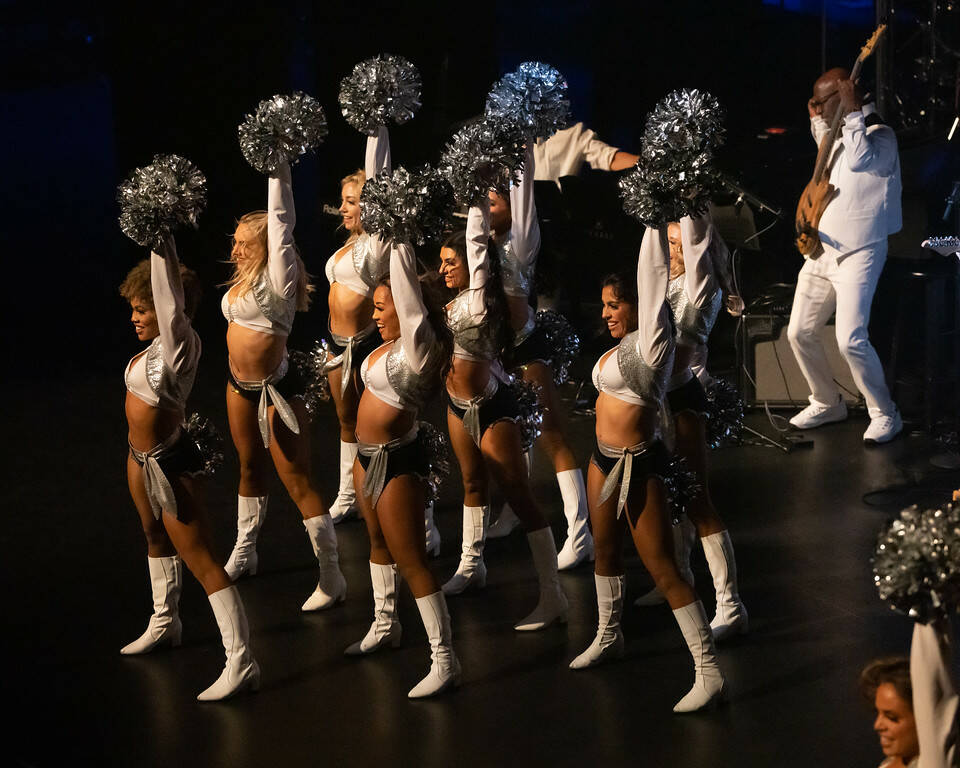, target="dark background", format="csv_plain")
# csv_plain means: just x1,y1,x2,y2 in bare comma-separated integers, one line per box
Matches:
2,0,957,381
